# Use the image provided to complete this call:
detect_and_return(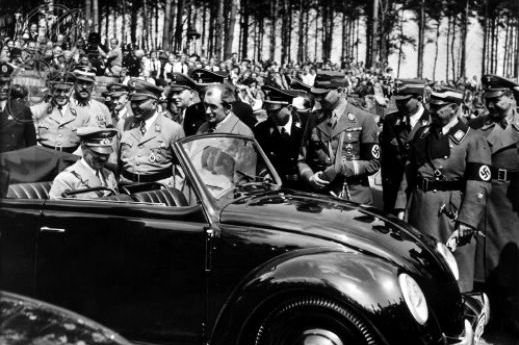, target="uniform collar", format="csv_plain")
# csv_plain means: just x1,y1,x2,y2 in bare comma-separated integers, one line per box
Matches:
80,158,98,176
144,111,159,132
442,116,459,135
